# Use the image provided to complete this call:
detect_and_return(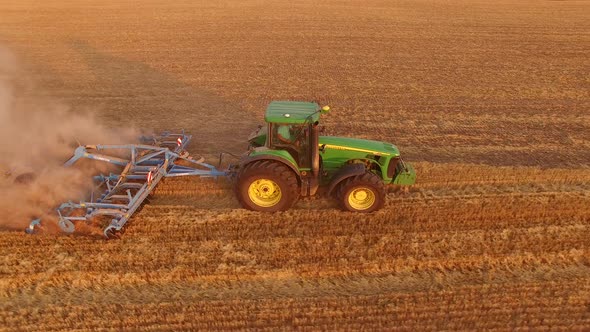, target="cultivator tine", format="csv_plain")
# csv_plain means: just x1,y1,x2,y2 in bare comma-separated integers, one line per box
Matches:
26,131,228,238
25,219,41,235
104,225,121,239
